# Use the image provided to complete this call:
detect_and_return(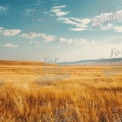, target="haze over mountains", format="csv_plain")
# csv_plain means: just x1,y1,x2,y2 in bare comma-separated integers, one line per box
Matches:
0,58,122,66
58,58,122,65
